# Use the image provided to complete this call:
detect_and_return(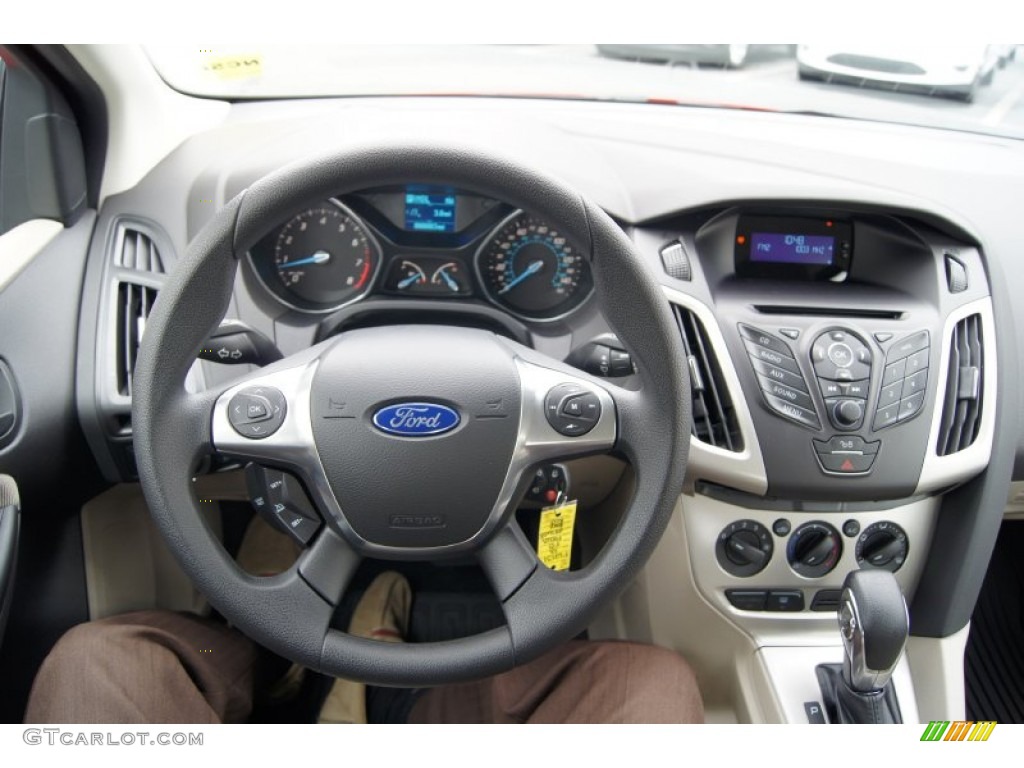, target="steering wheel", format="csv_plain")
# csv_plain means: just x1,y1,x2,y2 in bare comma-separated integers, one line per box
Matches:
132,143,690,686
